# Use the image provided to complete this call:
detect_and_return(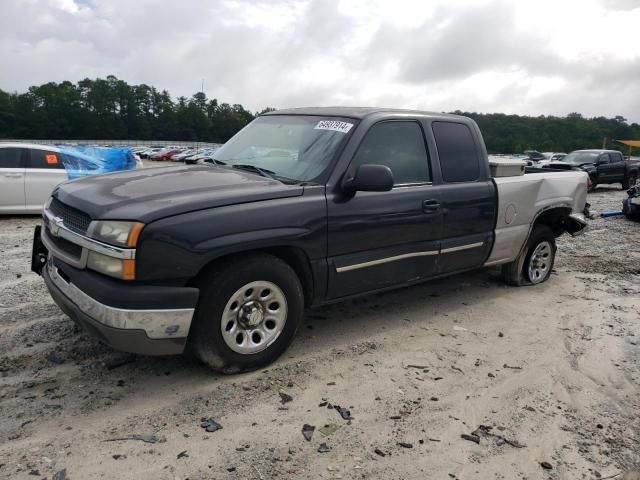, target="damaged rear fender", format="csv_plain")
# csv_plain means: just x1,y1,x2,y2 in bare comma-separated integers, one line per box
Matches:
566,212,588,236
